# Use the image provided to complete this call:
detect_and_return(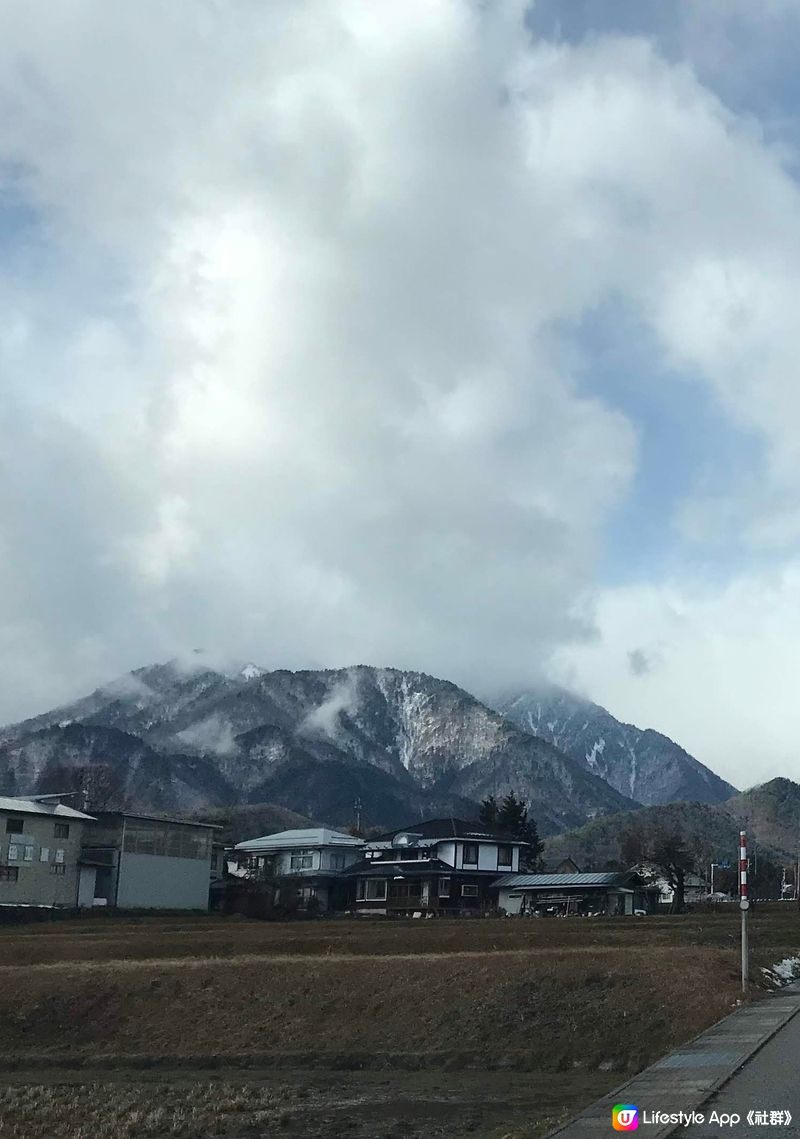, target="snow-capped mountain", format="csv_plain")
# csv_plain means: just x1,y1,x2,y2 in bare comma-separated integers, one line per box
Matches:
496,685,736,807
0,662,636,833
